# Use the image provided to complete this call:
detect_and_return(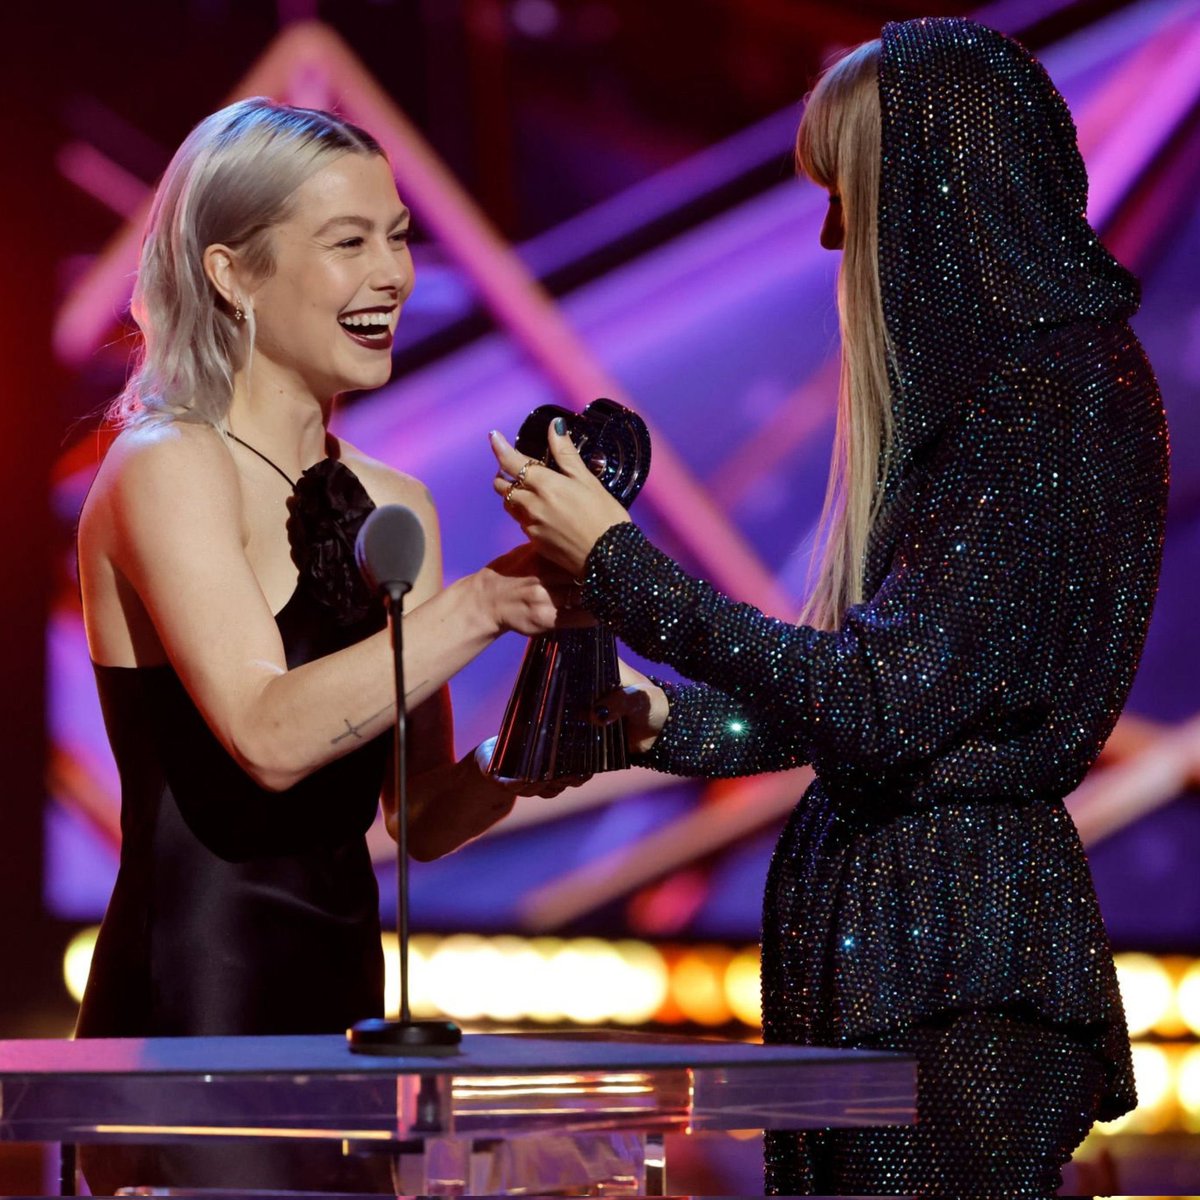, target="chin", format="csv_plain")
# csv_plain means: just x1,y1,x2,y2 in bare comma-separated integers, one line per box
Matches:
357,367,394,393
331,362,393,396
